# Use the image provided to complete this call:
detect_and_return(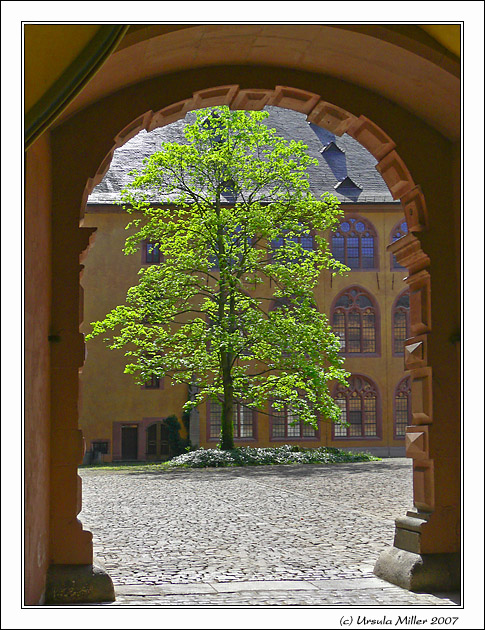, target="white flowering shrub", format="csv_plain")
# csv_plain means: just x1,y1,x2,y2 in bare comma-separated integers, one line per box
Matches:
166,445,379,468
